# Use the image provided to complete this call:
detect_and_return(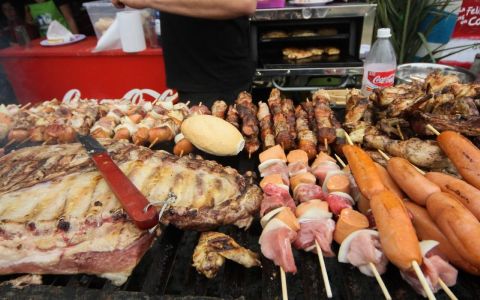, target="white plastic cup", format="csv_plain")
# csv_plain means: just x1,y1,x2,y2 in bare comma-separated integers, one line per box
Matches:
117,10,146,53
